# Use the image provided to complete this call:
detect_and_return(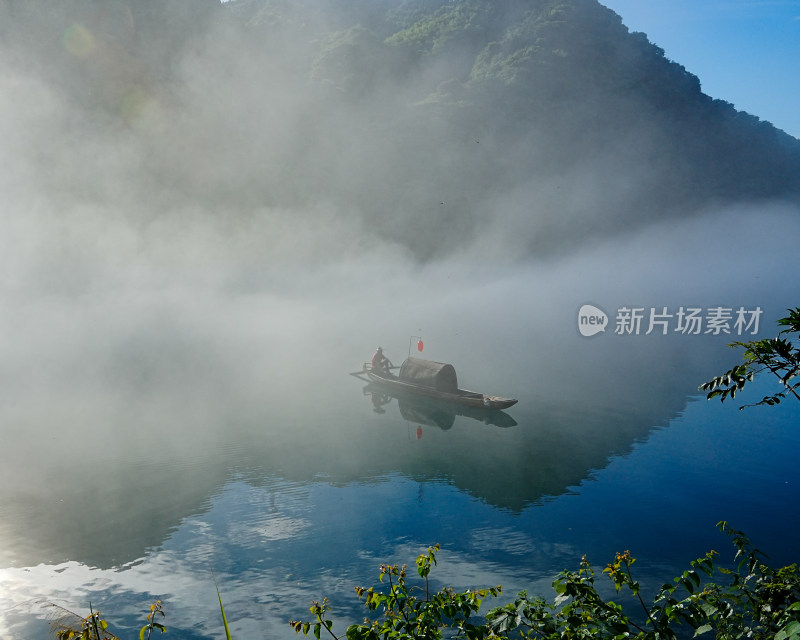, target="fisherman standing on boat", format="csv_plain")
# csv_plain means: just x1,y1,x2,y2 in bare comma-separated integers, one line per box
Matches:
371,346,393,373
